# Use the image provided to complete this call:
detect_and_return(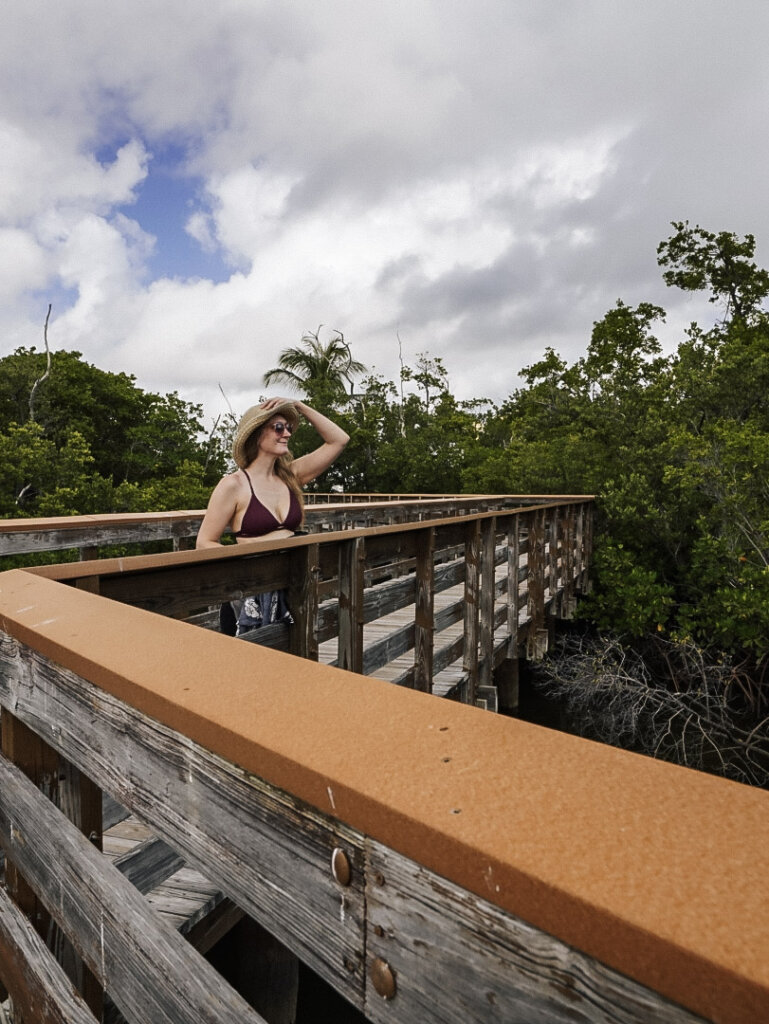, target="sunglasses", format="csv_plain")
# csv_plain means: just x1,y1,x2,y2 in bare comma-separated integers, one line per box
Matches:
269,421,294,436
